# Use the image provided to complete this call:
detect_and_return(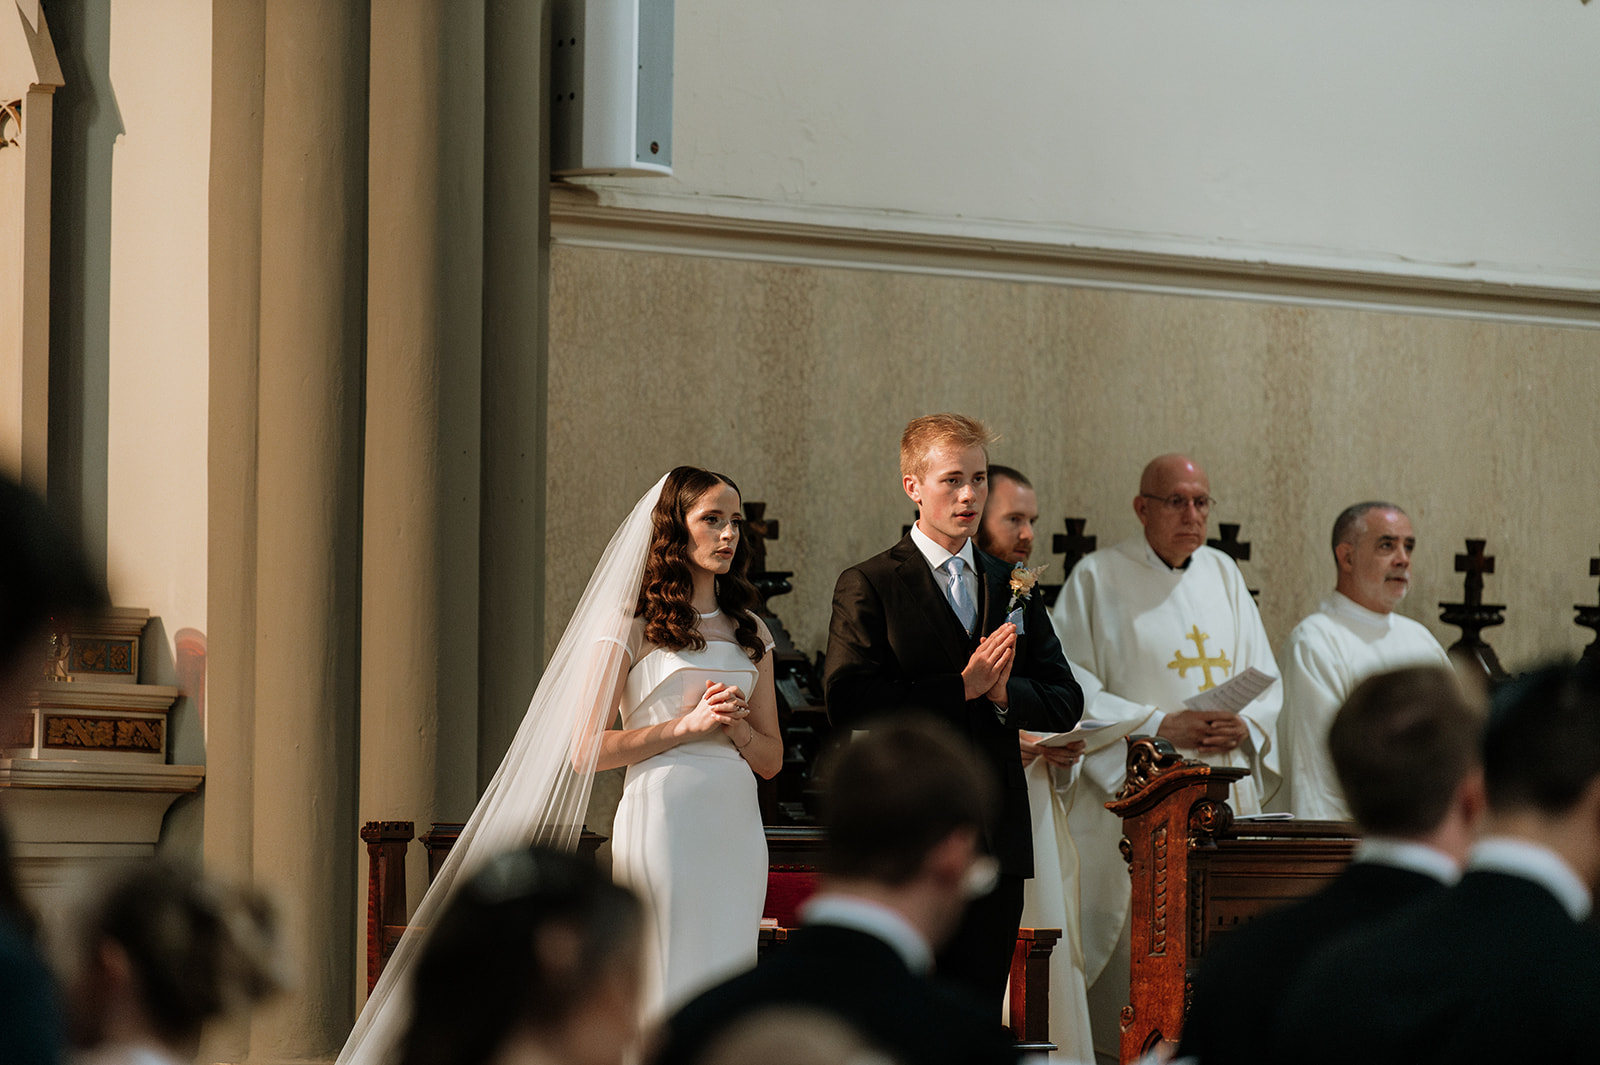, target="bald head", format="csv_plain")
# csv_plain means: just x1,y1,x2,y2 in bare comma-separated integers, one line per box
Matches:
1134,454,1212,568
